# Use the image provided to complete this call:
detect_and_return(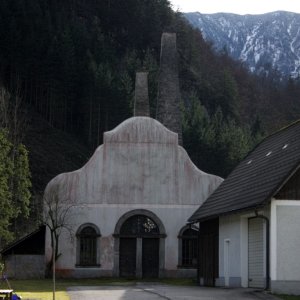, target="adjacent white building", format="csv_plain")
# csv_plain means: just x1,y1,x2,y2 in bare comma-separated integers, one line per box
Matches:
189,120,300,295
